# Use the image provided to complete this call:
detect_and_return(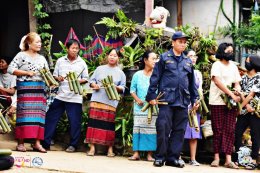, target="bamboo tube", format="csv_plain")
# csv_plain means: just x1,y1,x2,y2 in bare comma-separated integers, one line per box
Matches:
73,72,83,95
188,110,193,128
67,73,73,91
147,106,152,124
0,112,11,133
191,111,199,132
0,116,7,133
108,75,120,100
104,77,116,100
39,69,50,87
101,79,112,99
141,102,150,112
198,90,209,113
45,69,59,86
70,72,78,94
152,105,158,115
